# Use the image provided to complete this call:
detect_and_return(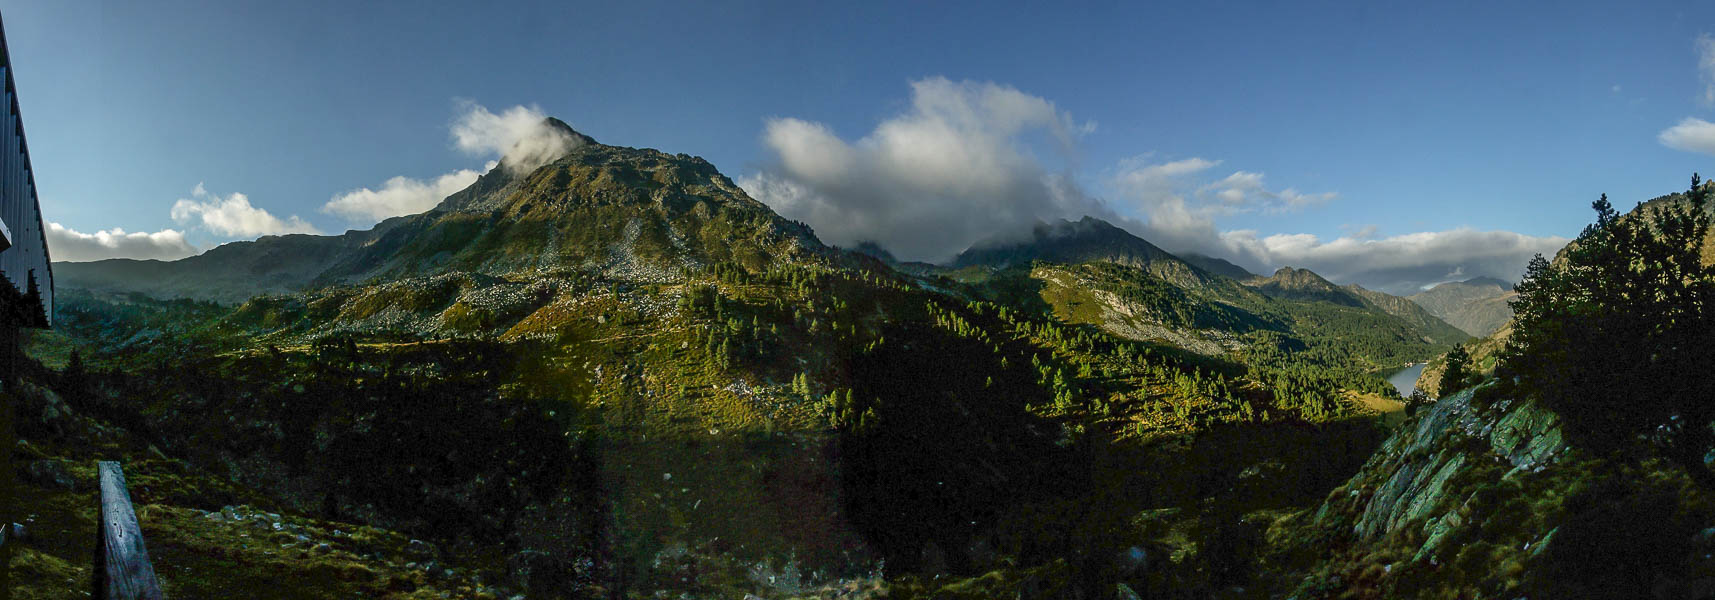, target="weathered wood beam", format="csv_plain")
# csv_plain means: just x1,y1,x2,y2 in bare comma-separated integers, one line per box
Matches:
96,461,164,600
